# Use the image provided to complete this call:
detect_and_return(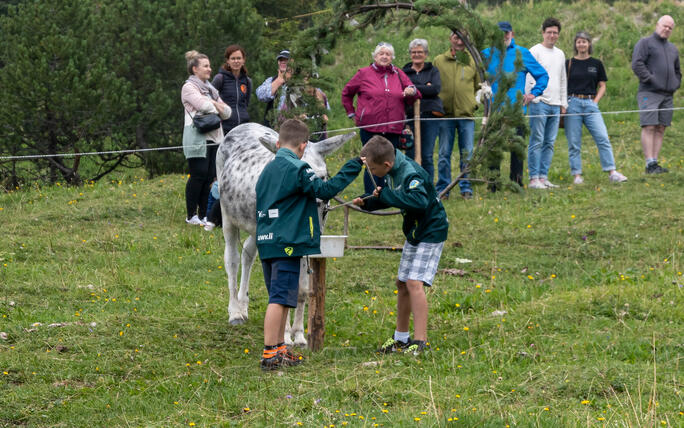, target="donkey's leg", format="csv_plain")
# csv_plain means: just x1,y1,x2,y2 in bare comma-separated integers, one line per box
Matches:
237,234,257,322
223,224,244,325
